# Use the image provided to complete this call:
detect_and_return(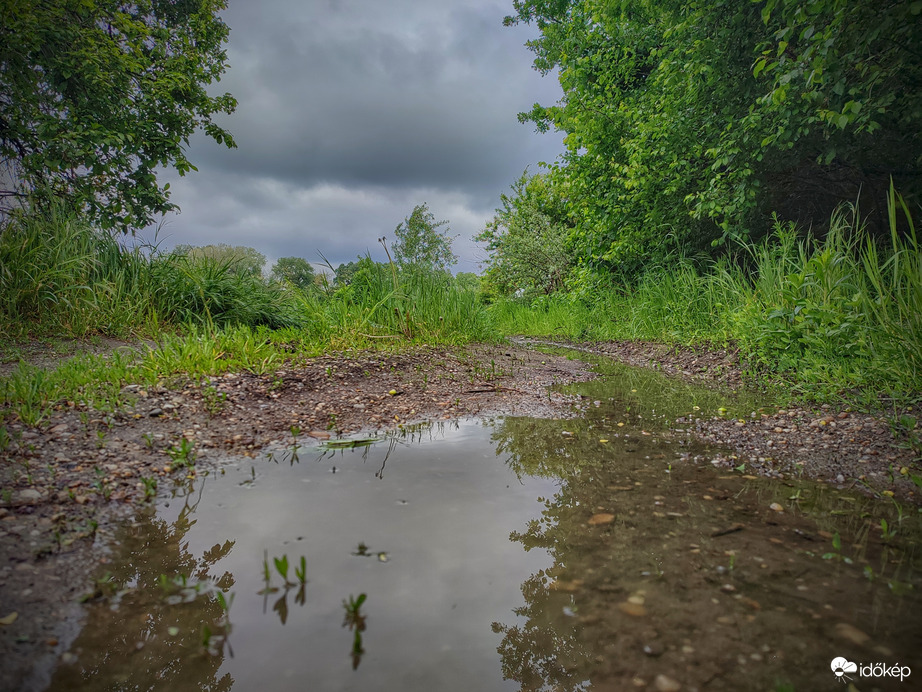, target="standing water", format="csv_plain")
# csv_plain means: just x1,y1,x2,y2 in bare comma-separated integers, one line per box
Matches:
49,353,922,691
